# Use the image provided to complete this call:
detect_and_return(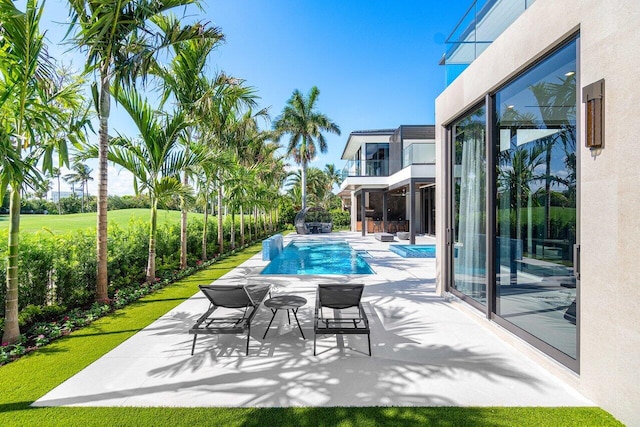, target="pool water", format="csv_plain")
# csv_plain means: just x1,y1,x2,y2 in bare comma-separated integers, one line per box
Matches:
261,240,374,275
389,244,436,258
